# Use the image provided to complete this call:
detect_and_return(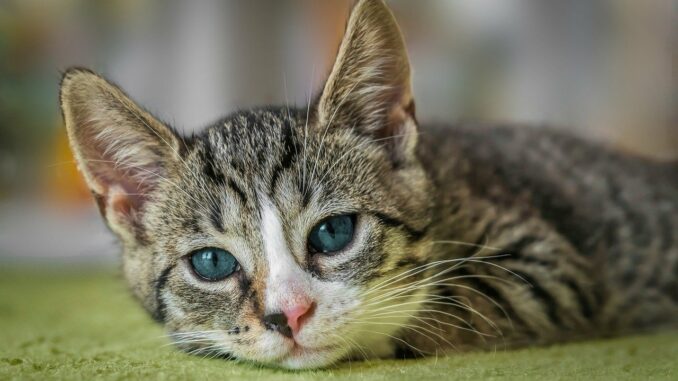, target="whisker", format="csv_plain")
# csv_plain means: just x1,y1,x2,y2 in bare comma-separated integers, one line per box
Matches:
350,319,455,350
364,251,510,298
352,312,492,342
363,297,500,333
431,240,504,252
362,277,505,329
362,270,517,307
432,281,513,329
363,254,512,303
353,329,427,357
